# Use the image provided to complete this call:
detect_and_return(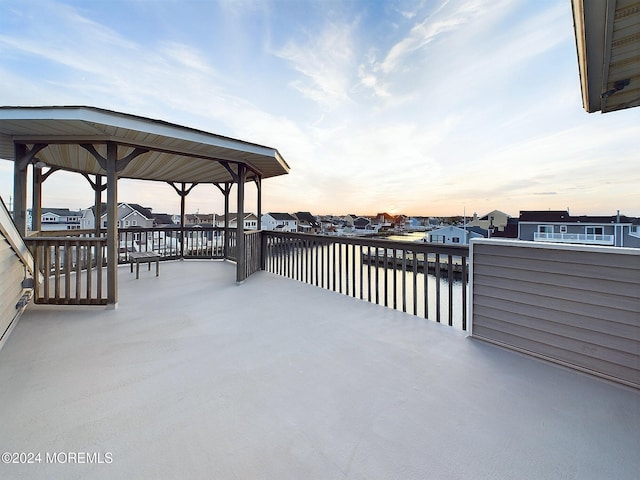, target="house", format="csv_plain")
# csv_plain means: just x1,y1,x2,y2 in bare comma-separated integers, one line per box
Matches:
81,203,152,230
517,210,640,247
372,212,395,230
185,213,214,226
33,207,82,231
428,225,485,245
152,213,176,227
294,212,321,233
353,217,373,231
467,210,510,233
213,213,258,230
342,214,357,226
261,213,297,232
